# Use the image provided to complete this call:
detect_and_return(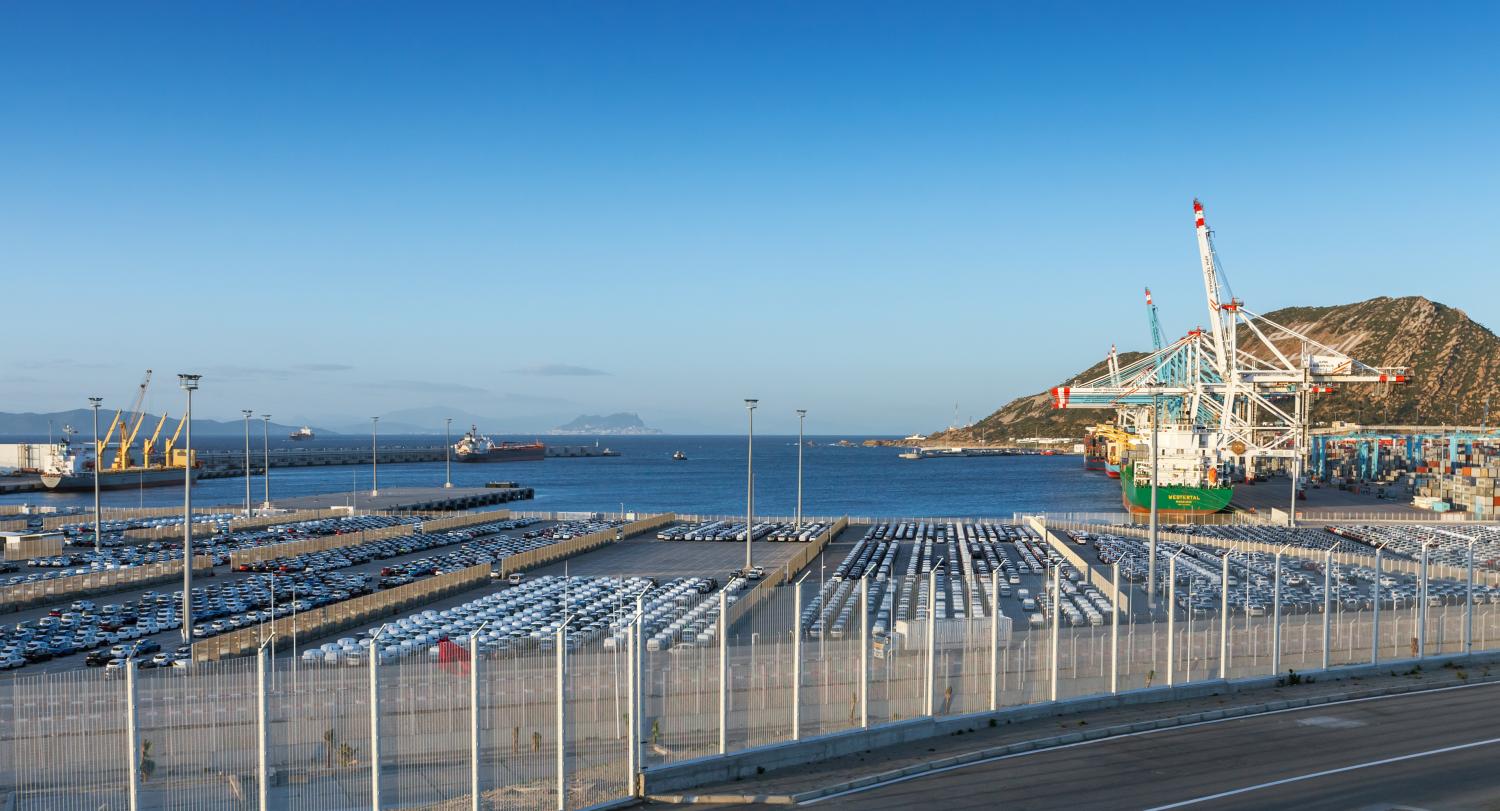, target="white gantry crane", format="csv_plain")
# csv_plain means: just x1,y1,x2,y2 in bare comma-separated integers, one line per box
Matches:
1052,199,1408,494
